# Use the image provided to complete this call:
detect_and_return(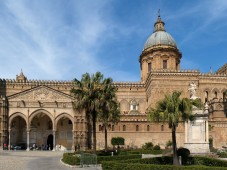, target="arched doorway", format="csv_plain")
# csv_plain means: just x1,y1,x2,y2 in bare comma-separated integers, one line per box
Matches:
47,134,53,150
